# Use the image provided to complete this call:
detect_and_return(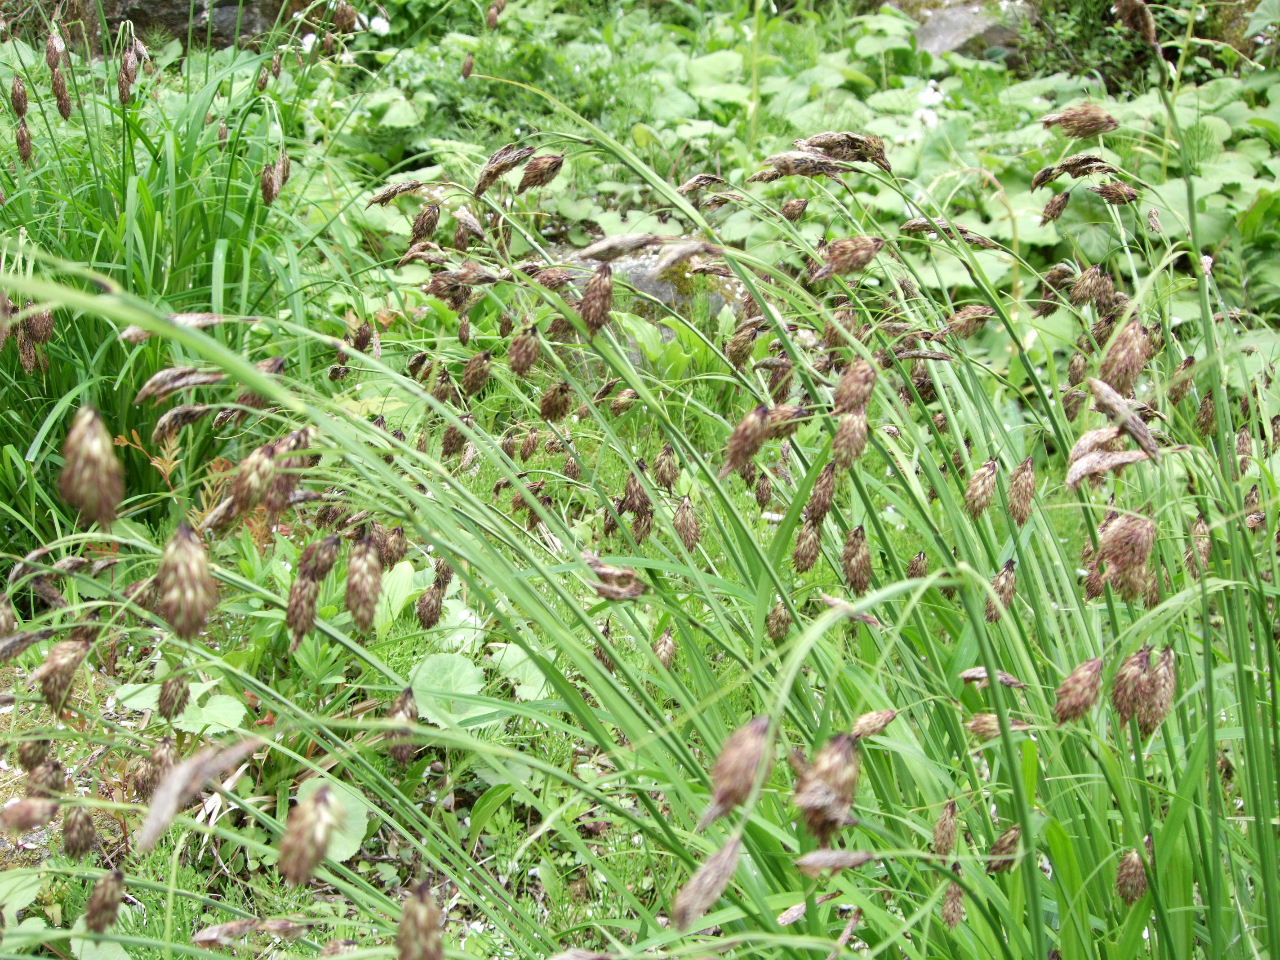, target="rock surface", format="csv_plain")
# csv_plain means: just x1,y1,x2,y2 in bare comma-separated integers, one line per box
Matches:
912,0,1027,56
94,0,283,46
